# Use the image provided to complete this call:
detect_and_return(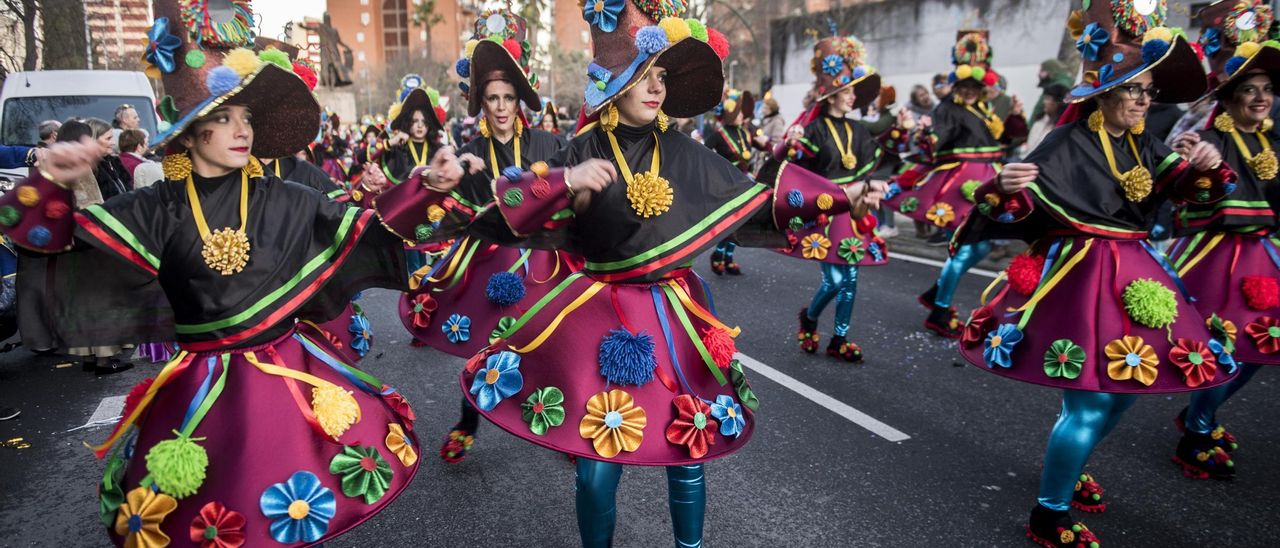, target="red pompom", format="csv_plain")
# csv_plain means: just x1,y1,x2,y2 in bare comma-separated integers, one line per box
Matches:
503,38,523,60
122,377,155,420
1242,275,1280,310
706,28,730,60
816,213,829,226
897,168,923,189
435,106,448,125
1190,42,1205,61
701,327,737,369
855,213,878,232
1006,253,1046,296
982,71,998,87
292,62,318,90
